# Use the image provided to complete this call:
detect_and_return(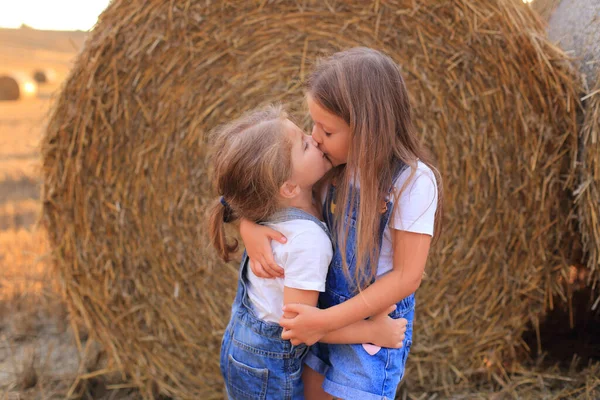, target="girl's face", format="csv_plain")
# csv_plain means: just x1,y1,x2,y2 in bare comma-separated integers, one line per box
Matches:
307,94,352,167
285,119,332,188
